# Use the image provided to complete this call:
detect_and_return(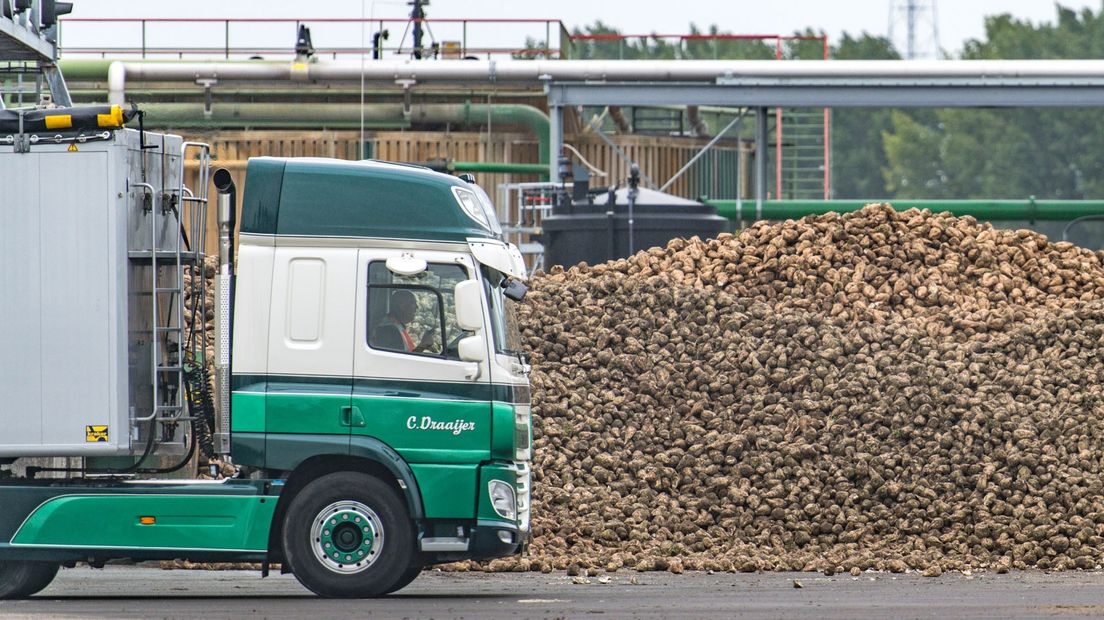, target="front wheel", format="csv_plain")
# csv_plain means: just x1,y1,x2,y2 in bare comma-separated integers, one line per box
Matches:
282,472,414,598
383,564,424,594
0,561,60,599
